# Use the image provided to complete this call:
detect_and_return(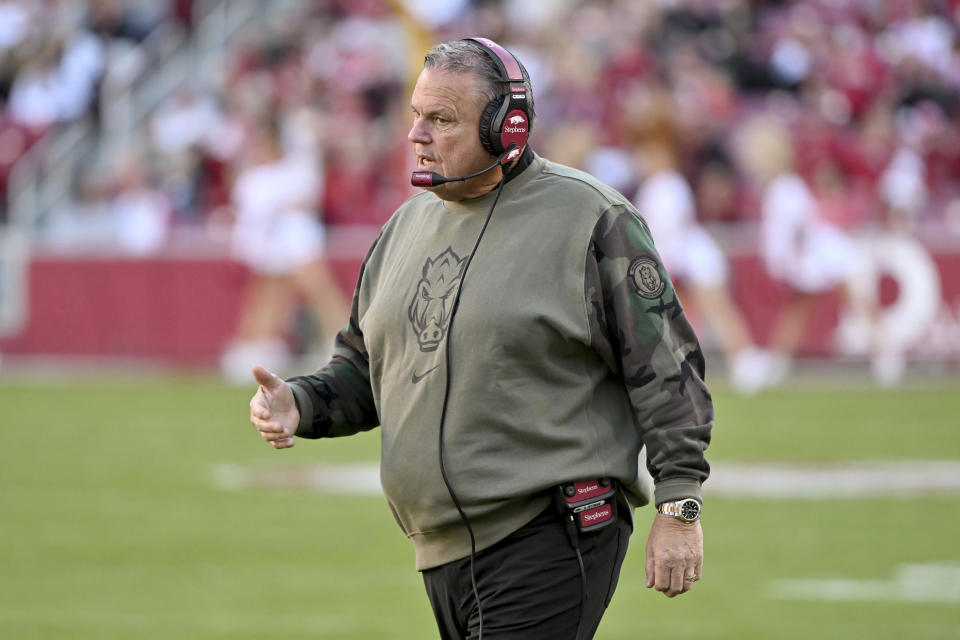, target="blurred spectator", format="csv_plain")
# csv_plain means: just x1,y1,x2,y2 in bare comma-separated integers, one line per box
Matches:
111,152,171,254
635,136,767,394
735,115,863,385
7,18,105,129
149,82,243,222
44,151,171,254
0,1,31,55
219,116,348,383
45,164,115,250
87,0,174,43
150,83,223,157
0,0,188,222
0,109,44,223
